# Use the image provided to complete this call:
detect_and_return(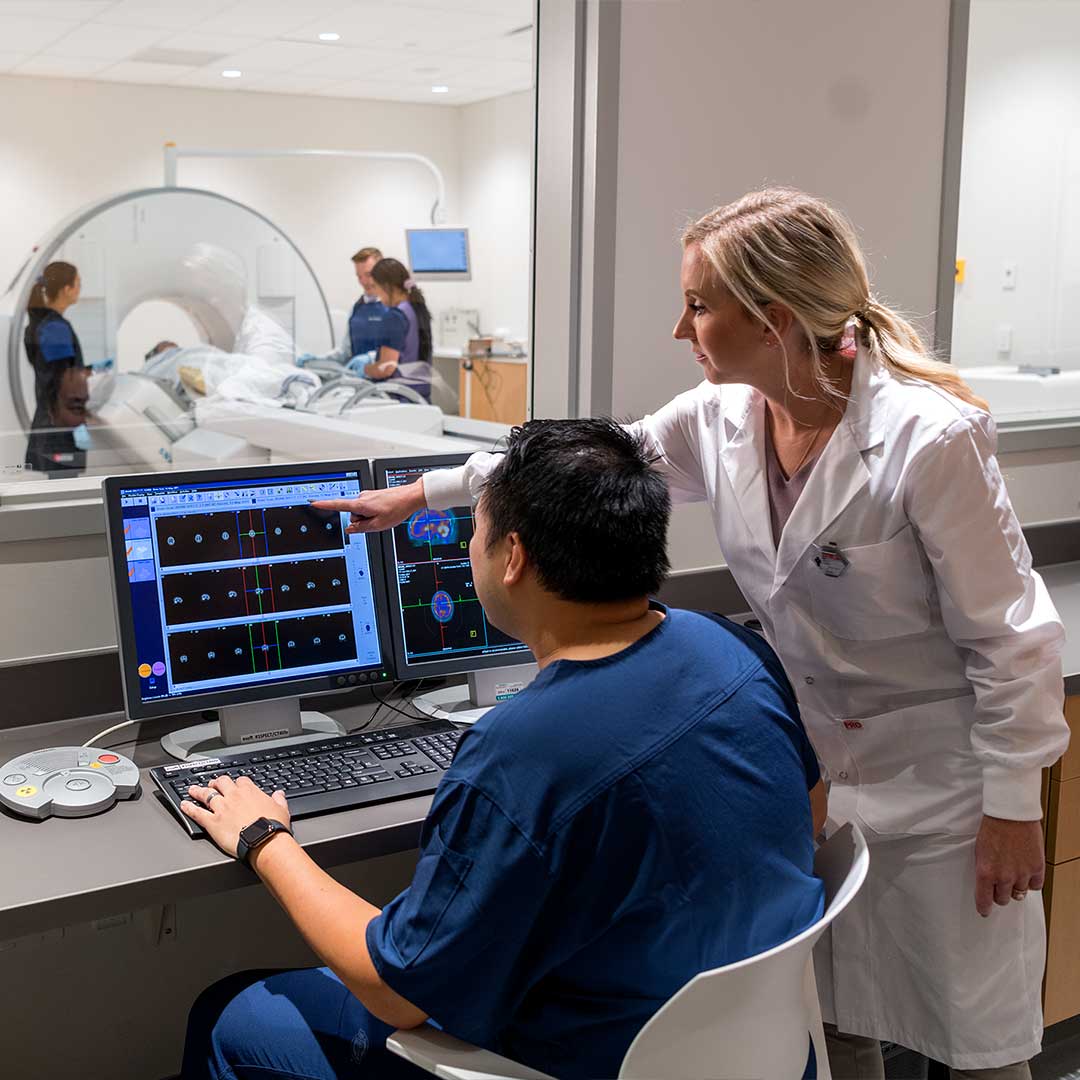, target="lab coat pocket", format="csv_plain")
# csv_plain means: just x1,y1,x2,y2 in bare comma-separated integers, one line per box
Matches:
807,525,931,641
847,696,983,837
